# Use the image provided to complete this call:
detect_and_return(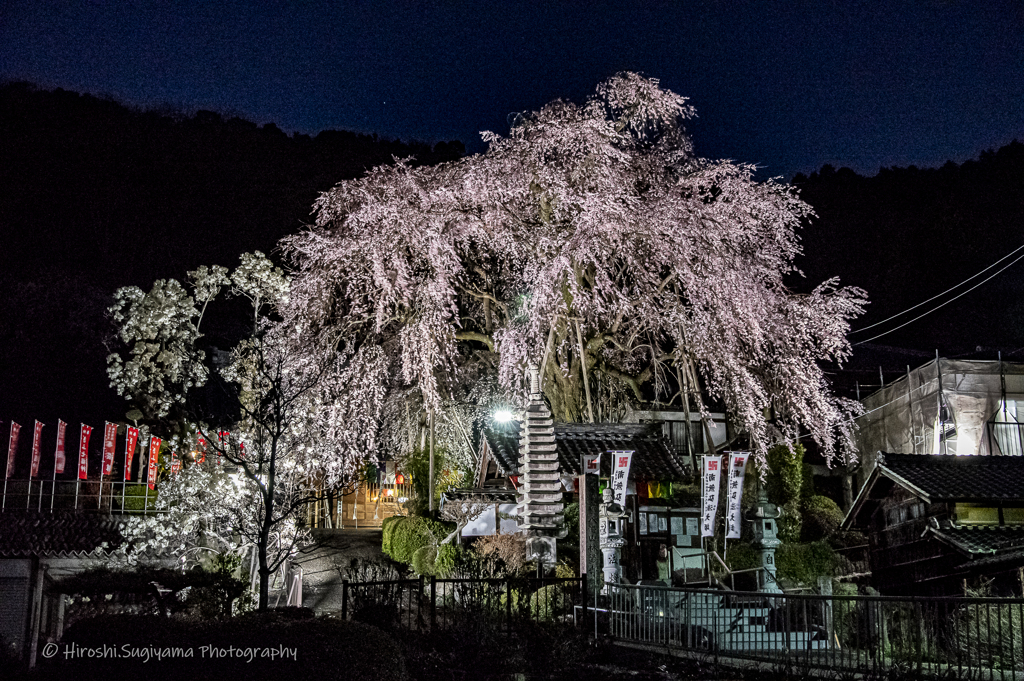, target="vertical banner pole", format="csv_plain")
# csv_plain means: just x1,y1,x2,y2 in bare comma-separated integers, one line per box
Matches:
74,479,79,510
49,463,56,513
97,467,105,510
